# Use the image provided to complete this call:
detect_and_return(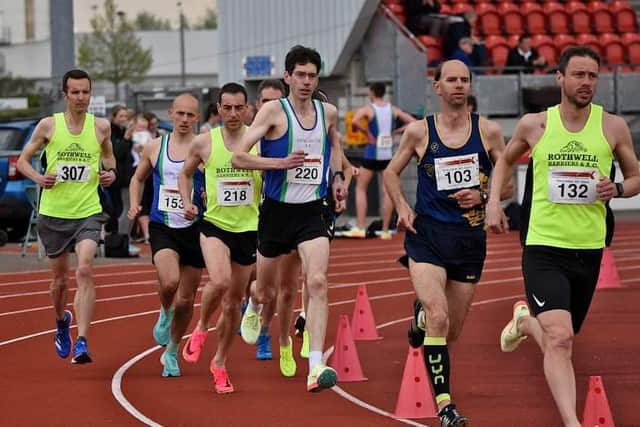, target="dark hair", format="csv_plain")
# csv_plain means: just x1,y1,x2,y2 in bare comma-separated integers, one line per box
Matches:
467,95,477,112
257,79,286,98
62,69,91,93
206,103,218,118
518,34,531,45
285,45,322,75
218,82,248,104
558,46,601,75
434,61,472,83
369,82,386,98
312,89,329,103
143,112,157,123
110,104,126,118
